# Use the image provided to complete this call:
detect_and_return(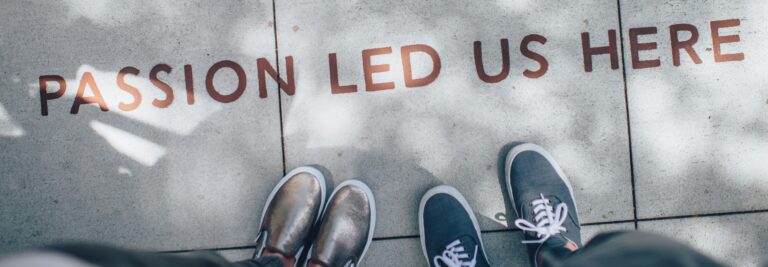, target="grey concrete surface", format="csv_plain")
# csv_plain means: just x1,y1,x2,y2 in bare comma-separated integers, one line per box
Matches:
276,0,634,239
621,0,768,218
0,0,283,252
1,0,767,266
639,213,768,267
